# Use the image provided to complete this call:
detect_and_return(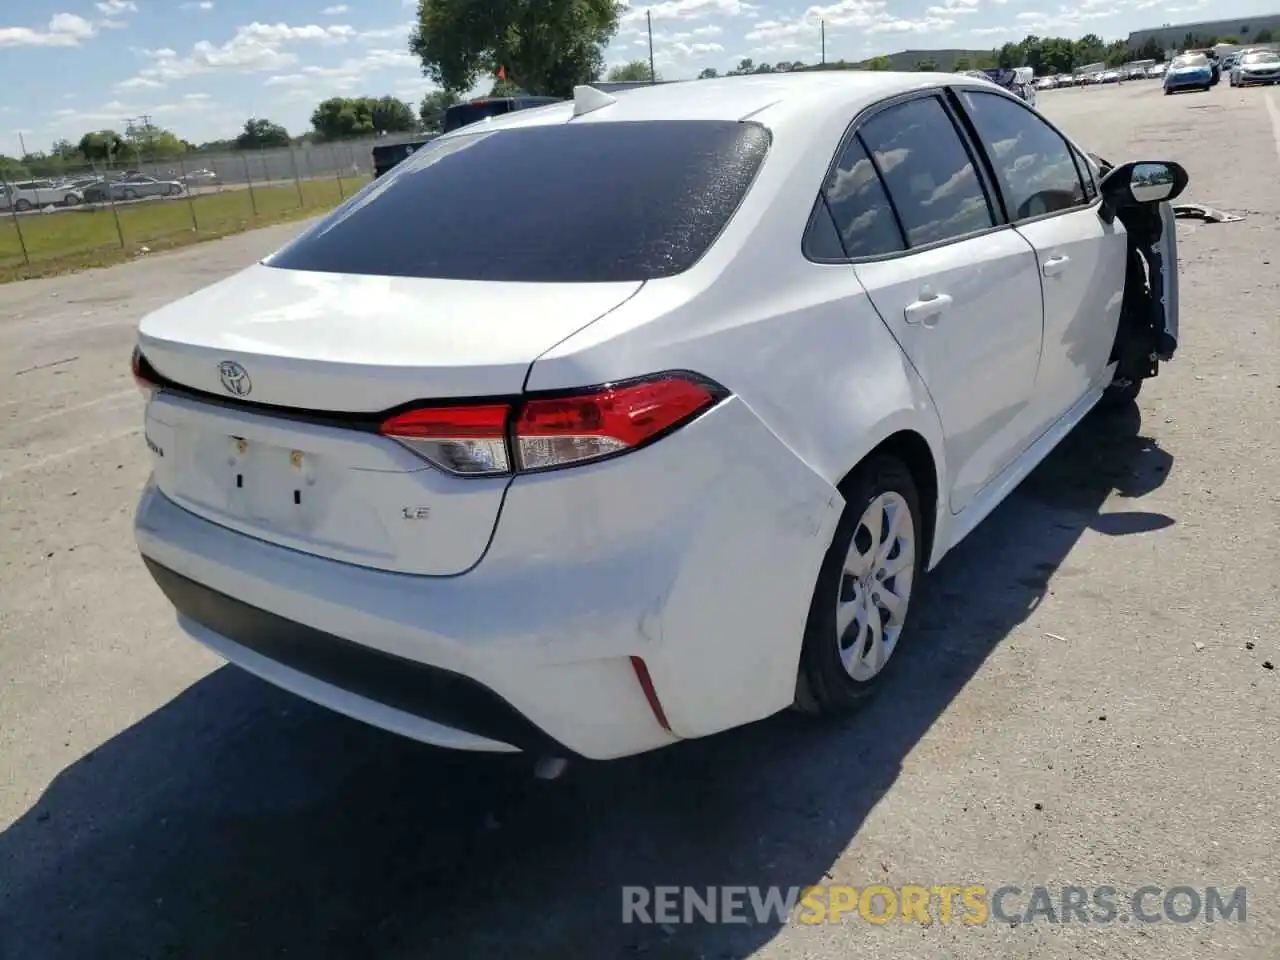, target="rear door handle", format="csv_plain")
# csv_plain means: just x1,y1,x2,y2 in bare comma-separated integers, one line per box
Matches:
1042,254,1070,278
904,292,952,326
